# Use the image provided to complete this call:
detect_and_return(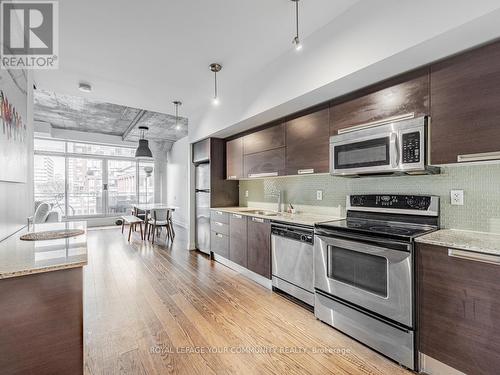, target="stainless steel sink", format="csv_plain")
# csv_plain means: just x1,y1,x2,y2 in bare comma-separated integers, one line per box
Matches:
241,210,280,217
